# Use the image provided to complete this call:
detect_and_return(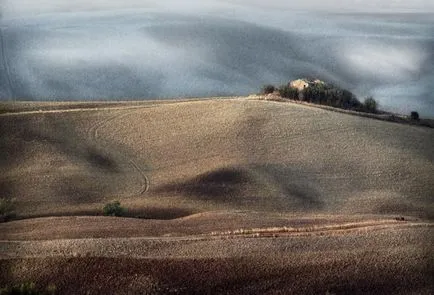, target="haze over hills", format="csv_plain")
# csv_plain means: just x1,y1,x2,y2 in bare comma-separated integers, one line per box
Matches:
0,1,433,116
0,1,433,293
